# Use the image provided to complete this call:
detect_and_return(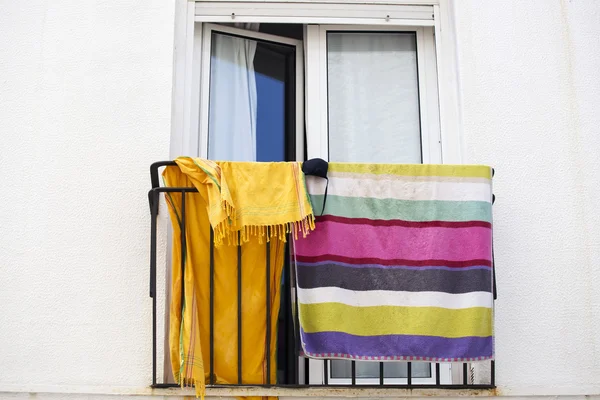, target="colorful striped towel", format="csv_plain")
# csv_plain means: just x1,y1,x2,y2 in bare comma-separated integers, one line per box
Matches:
294,163,494,362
